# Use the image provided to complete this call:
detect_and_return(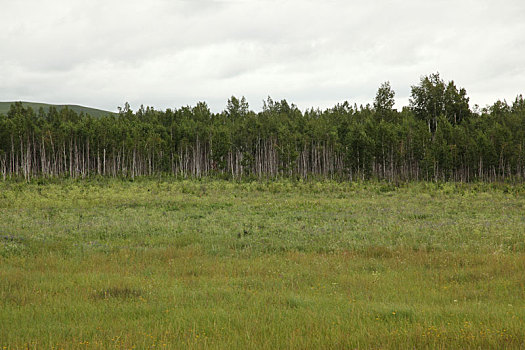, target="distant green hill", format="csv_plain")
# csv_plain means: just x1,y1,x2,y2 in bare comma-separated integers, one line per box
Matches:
0,101,116,118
